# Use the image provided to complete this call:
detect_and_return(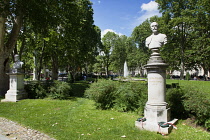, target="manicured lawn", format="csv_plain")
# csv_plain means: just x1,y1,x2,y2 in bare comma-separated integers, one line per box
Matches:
166,79,210,97
0,99,209,140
